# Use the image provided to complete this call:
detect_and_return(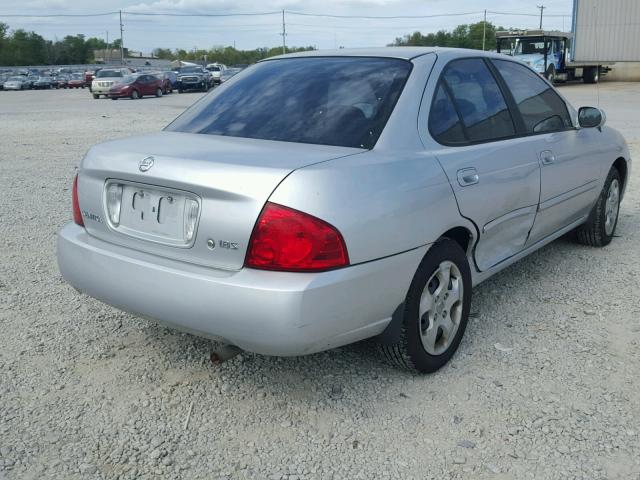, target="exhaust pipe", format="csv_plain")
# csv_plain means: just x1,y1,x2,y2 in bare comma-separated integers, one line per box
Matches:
210,344,242,364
